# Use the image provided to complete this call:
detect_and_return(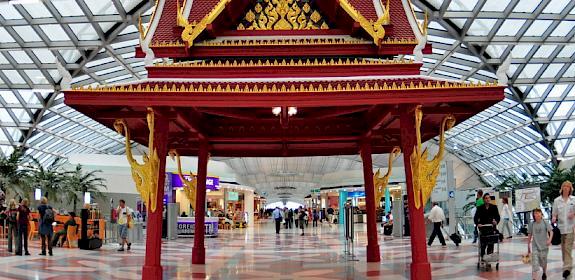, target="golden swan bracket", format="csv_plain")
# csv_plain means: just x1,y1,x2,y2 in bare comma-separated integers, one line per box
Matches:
113,108,161,213
339,0,390,46
168,149,198,208
409,105,456,209
177,0,231,46
373,146,401,209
